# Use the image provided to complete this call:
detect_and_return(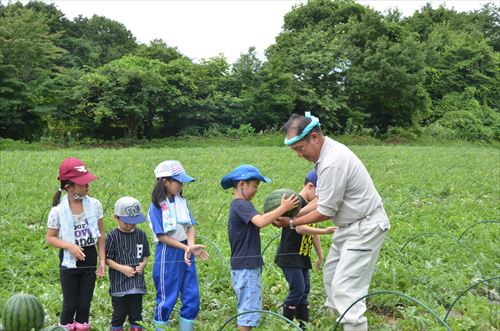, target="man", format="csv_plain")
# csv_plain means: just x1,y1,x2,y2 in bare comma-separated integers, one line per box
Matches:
274,112,390,331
